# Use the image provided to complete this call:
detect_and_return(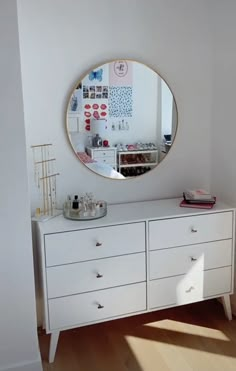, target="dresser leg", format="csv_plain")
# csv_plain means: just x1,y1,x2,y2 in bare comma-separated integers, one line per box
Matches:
49,331,60,363
222,294,232,321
